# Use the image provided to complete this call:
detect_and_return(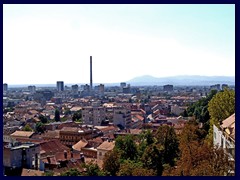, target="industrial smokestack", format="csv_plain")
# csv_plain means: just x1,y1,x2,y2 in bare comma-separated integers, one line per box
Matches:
90,56,93,90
